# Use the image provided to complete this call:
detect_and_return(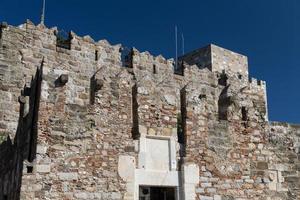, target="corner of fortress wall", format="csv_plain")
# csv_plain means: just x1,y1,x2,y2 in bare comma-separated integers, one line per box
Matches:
0,20,299,200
